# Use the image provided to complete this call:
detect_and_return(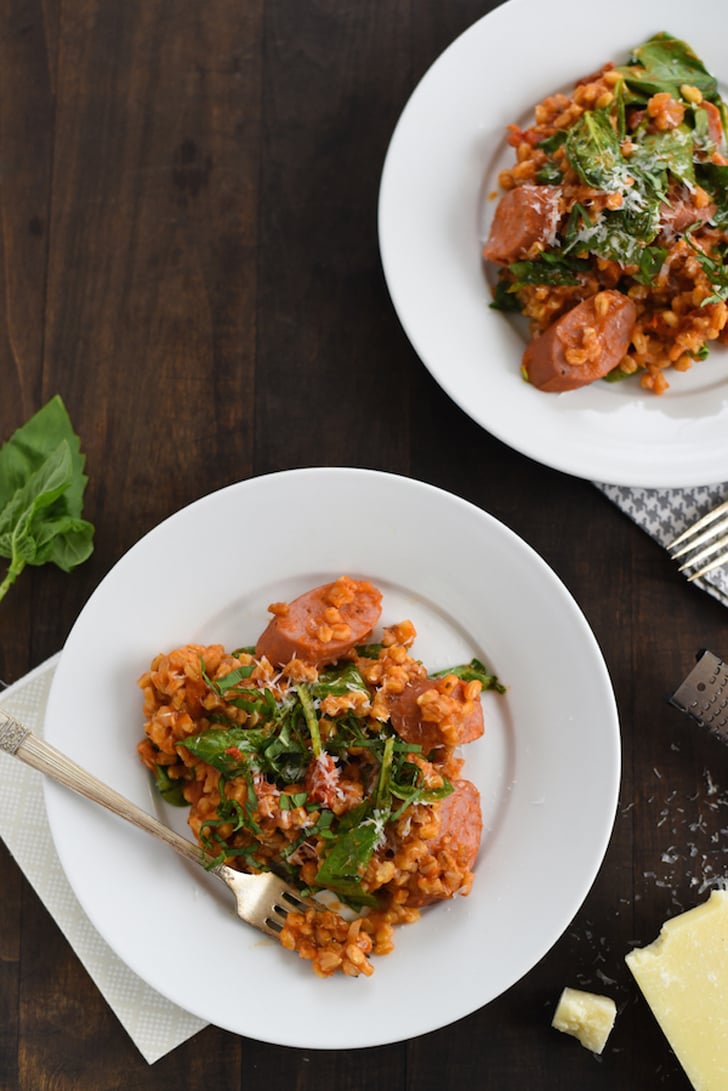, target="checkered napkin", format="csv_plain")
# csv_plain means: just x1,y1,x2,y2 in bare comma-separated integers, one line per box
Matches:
596,481,728,608
0,656,208,1064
